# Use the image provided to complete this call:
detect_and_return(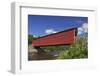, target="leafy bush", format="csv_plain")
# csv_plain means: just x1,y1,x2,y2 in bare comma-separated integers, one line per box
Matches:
58,37,88,59
40,45,70,52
